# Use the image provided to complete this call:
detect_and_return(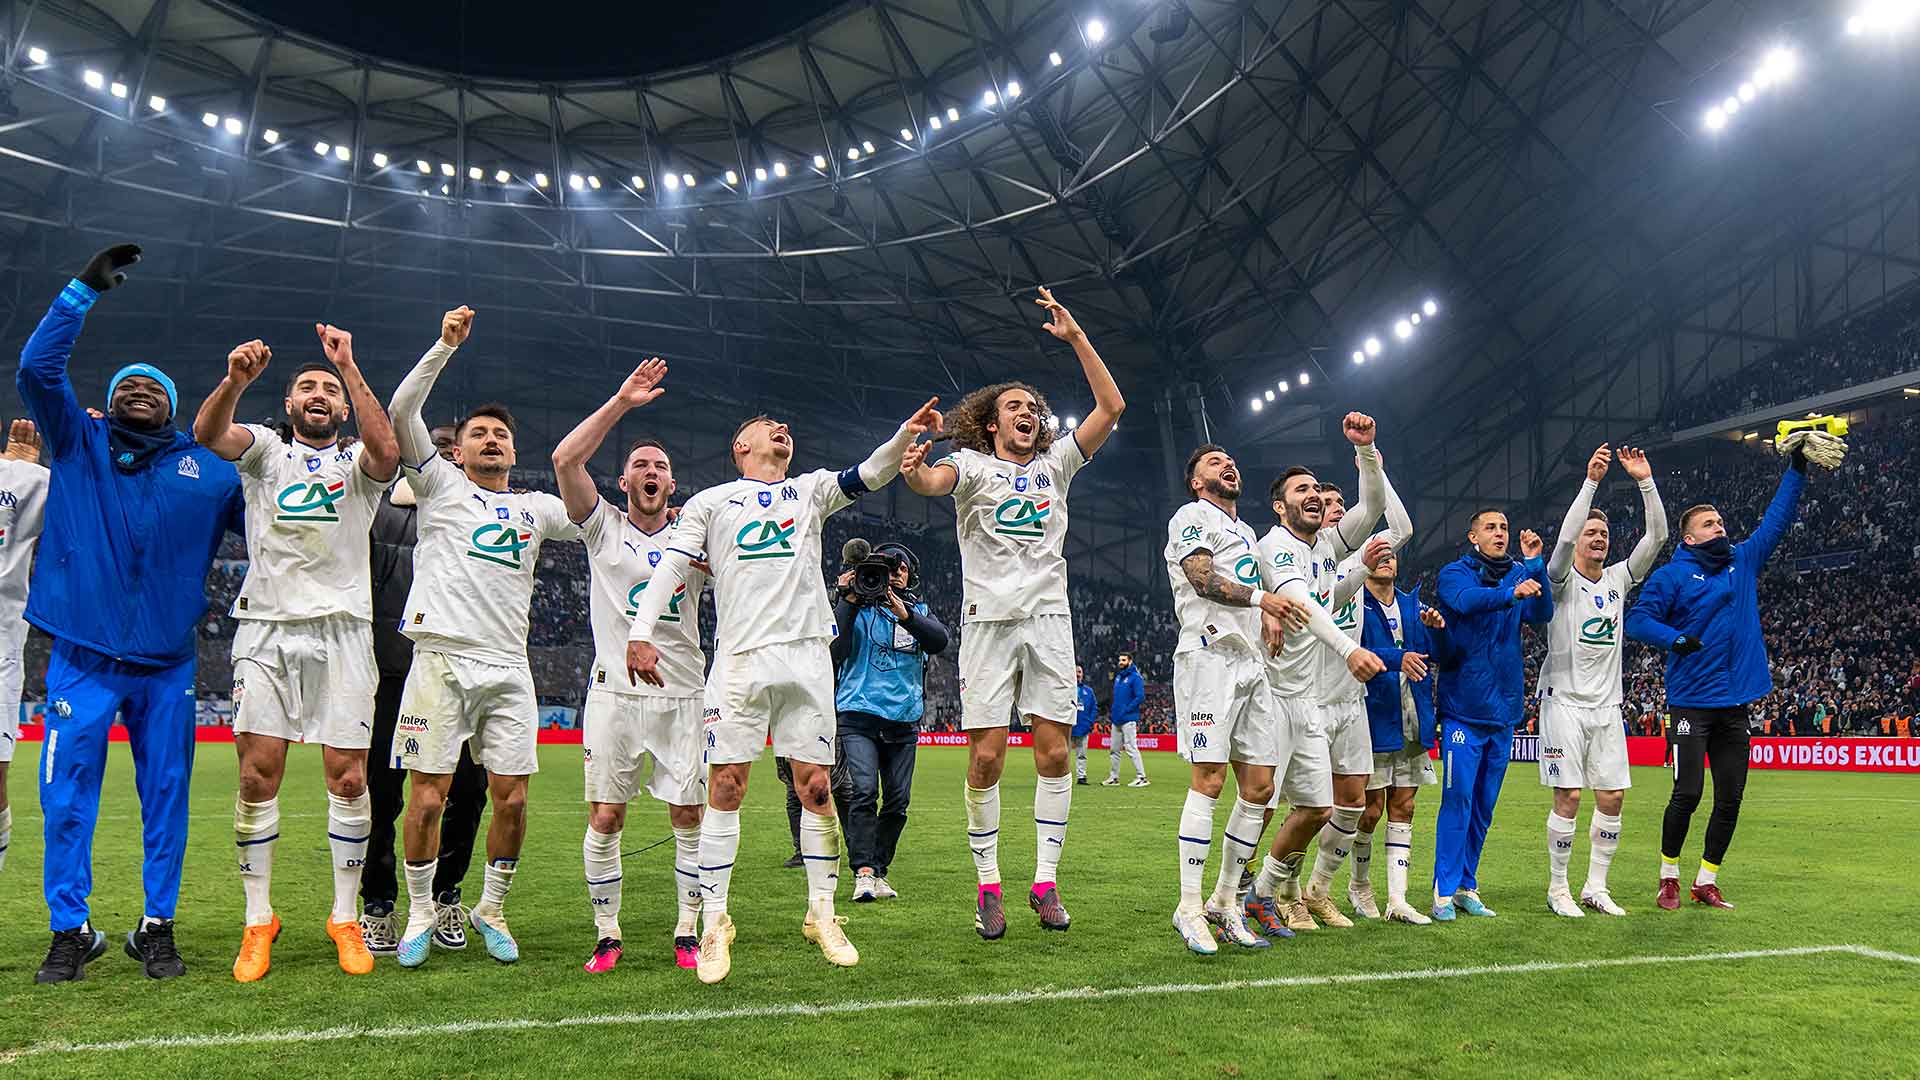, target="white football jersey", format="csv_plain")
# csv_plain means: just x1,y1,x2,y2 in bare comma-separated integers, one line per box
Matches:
946,435,1090,624
0,458,49,627
664,469,856,655
1541,560,1637,708
399,452,581,667
581,498,706,698
231,425,385,622
1164,500,1262,655
1255,525,1324,698
1314,545,1370,704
